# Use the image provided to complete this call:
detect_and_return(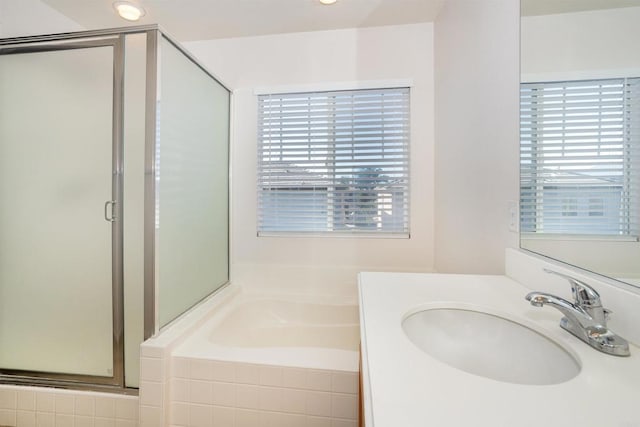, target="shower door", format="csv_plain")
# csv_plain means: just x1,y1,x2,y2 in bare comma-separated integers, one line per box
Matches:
0,37,123,385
